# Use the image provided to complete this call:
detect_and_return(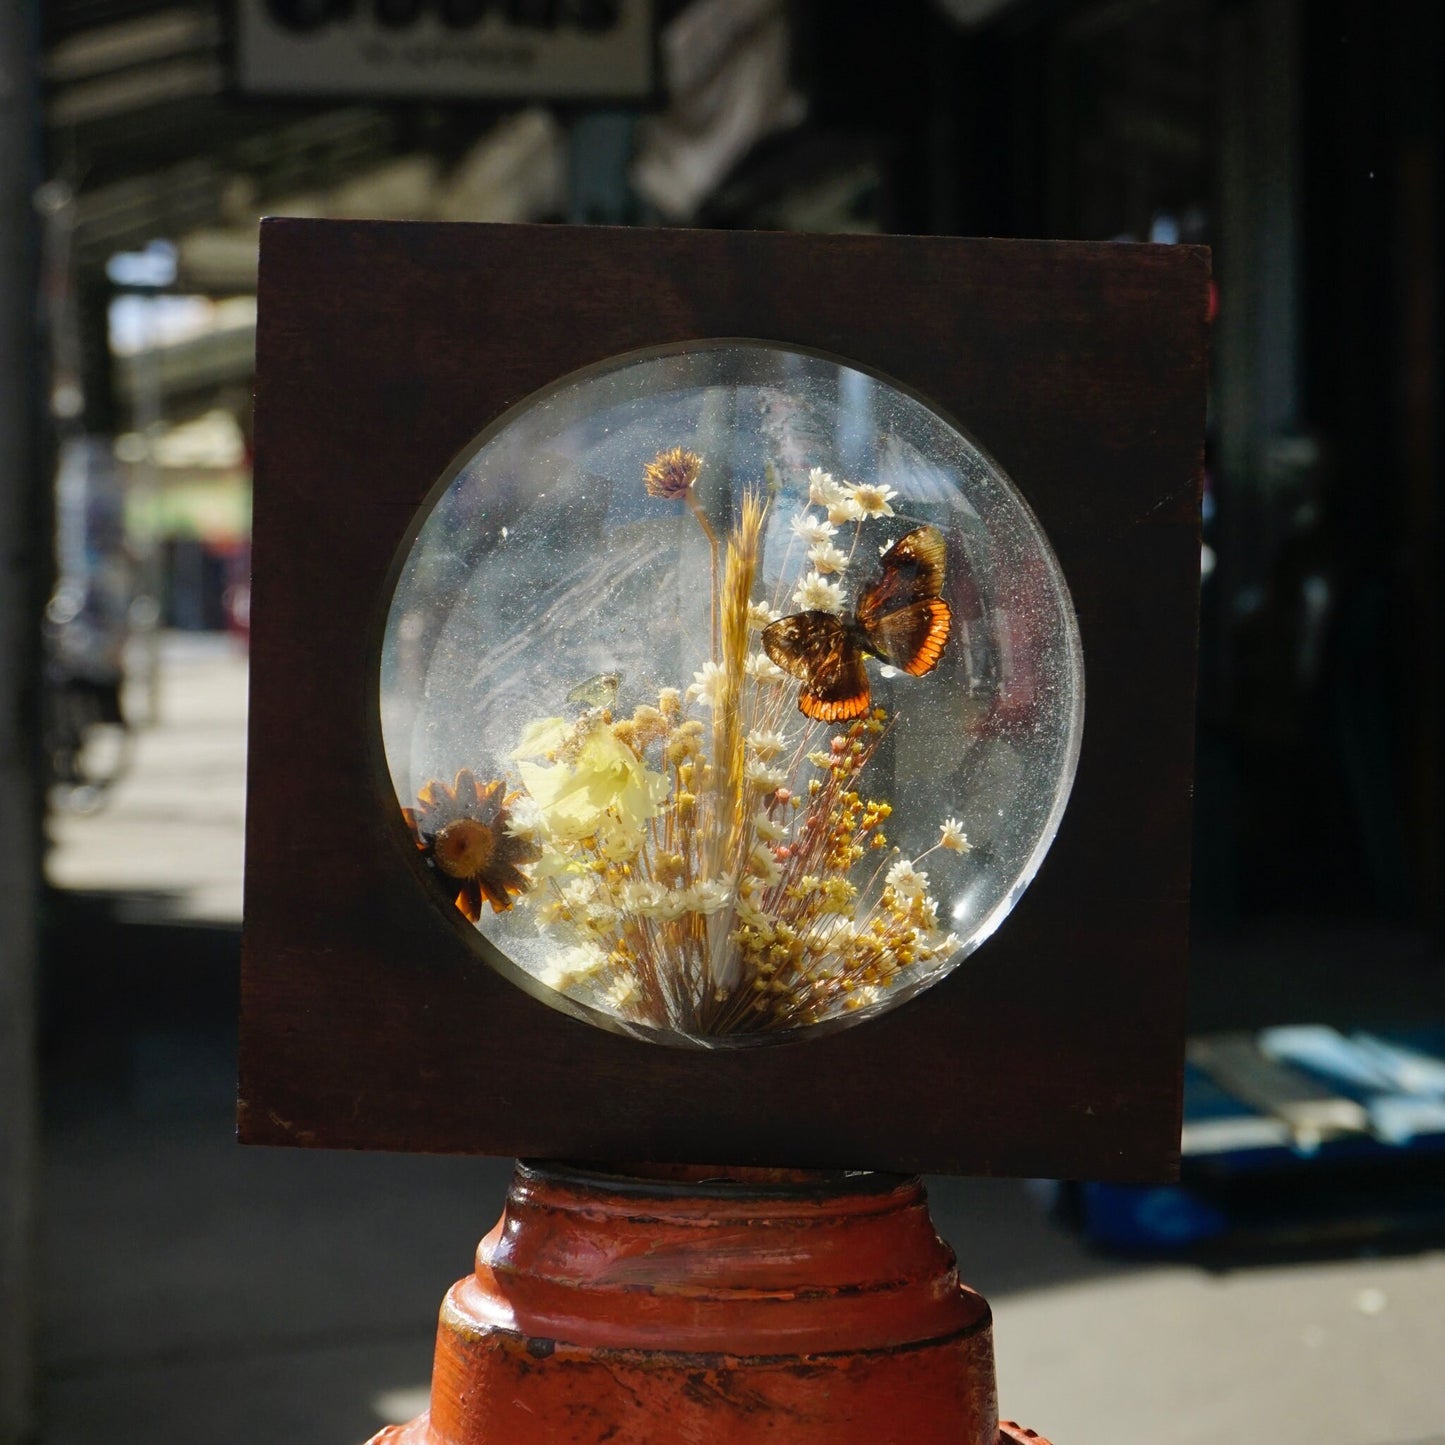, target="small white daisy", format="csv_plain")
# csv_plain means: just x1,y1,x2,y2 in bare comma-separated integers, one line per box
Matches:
752,812,787,844
911,894,939,931
686,659,726,708
744,651,788,684
745,759,789,792
683,878,730,914
826,493,864,525
652,888,688,922
616,879,649,911
792,573,845,614
564,886,618,933
533,895,570,928
746,727,789,762
808,467,843,507
747,845,783,886
605,974,642,1010
939,817,971,853
537,946,608,993
746,599,777,630
807,540,849,575
849,481,897,518
790,510,837,547
885,858,929,901
597,818,645,862
732,890,769,930
563,877,601,909
846,984,888,1011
